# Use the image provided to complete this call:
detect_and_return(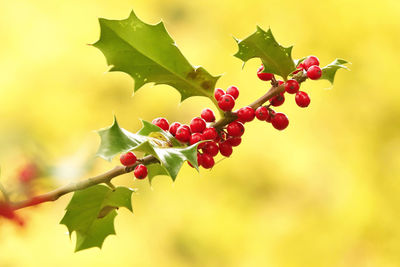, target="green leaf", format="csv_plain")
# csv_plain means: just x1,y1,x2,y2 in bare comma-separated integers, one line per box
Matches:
96,117,199,180
234,27,296,80
320,58,350,84
93,10,220,105
147,164,169,183
60,185,134,252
